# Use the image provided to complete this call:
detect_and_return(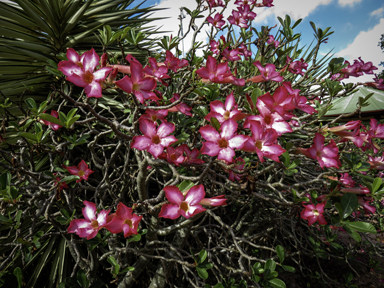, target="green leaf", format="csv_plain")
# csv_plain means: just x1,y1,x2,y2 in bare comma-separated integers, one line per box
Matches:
268,278,286,288
281,151,290,167
13,267,22,288
346,222,377,234
177,180,194,193
276,245,285,263
211,117,221,131
340,193,358,219
344,225,361,242
25,98,37,110
264,259,276,272
372,177,382,194
18,132,38,142
128,233,141,242
60,175,80,184
196,267,208,280
107,256,118,267
76,270,89,288
334,202,343,216
282,265,295,273
198,263,213,270
198,250,207,264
